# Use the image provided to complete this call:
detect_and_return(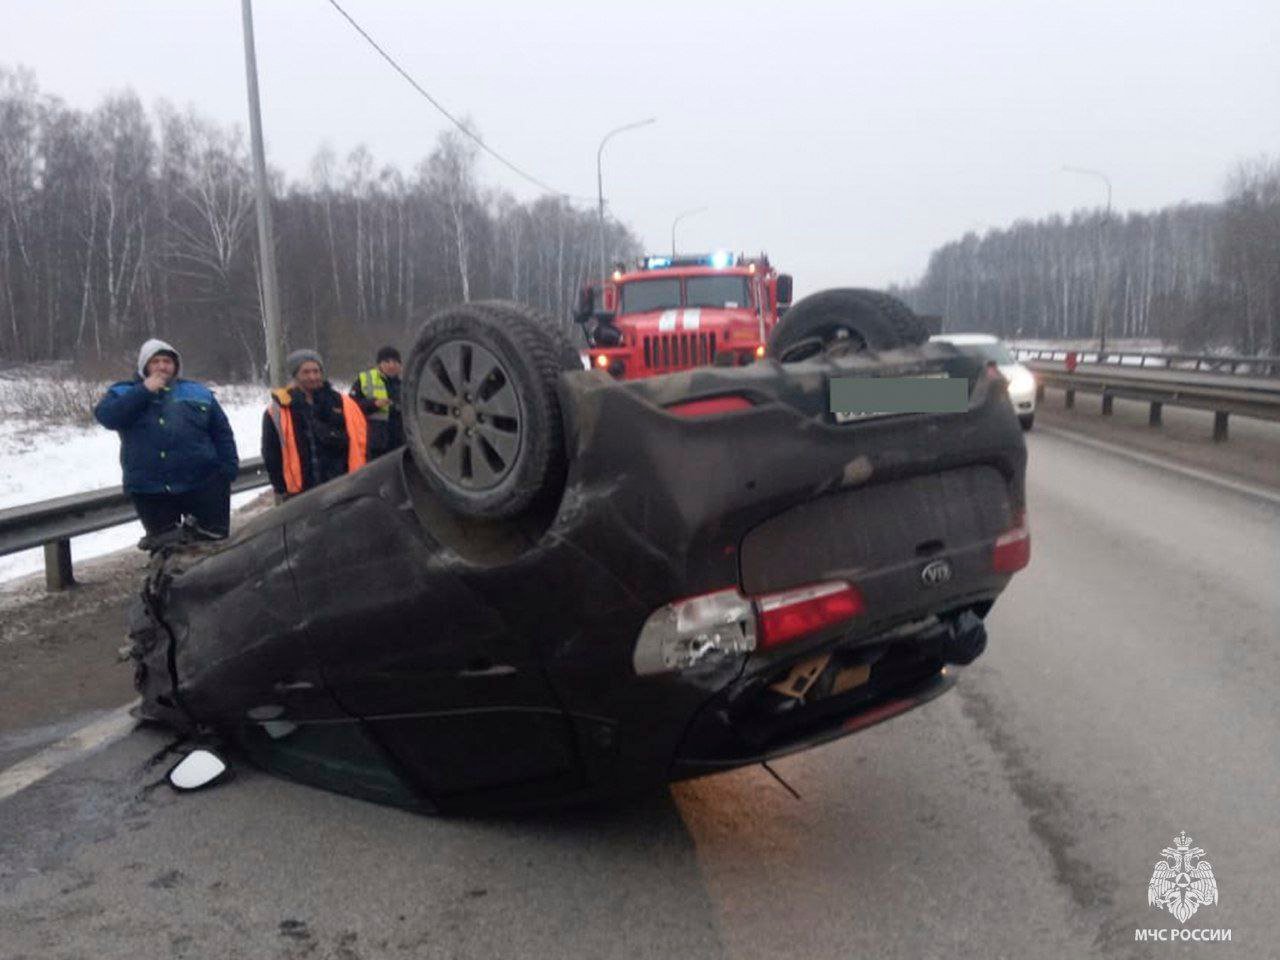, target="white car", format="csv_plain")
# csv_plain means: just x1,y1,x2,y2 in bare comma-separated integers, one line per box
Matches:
931,333,1036,430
